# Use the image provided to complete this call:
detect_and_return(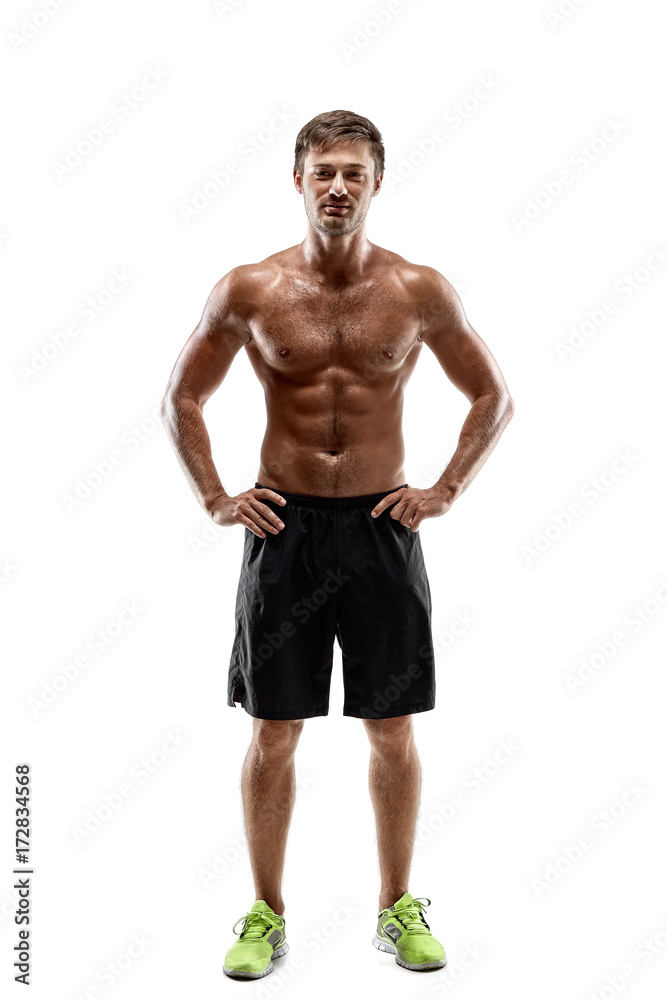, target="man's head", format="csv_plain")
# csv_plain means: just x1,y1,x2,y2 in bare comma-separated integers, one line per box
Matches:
293,110,384,237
